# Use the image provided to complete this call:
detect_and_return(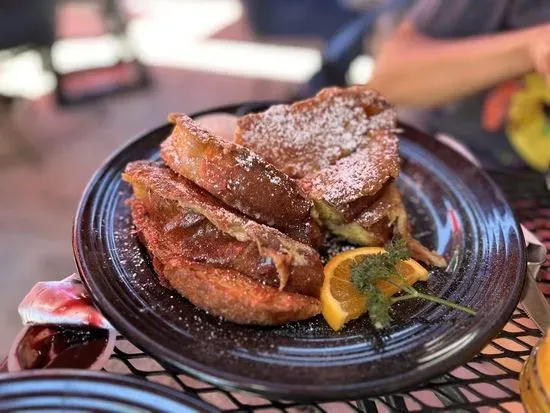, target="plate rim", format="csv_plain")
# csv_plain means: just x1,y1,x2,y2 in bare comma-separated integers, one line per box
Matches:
73,102,526,401
0,368,218,412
